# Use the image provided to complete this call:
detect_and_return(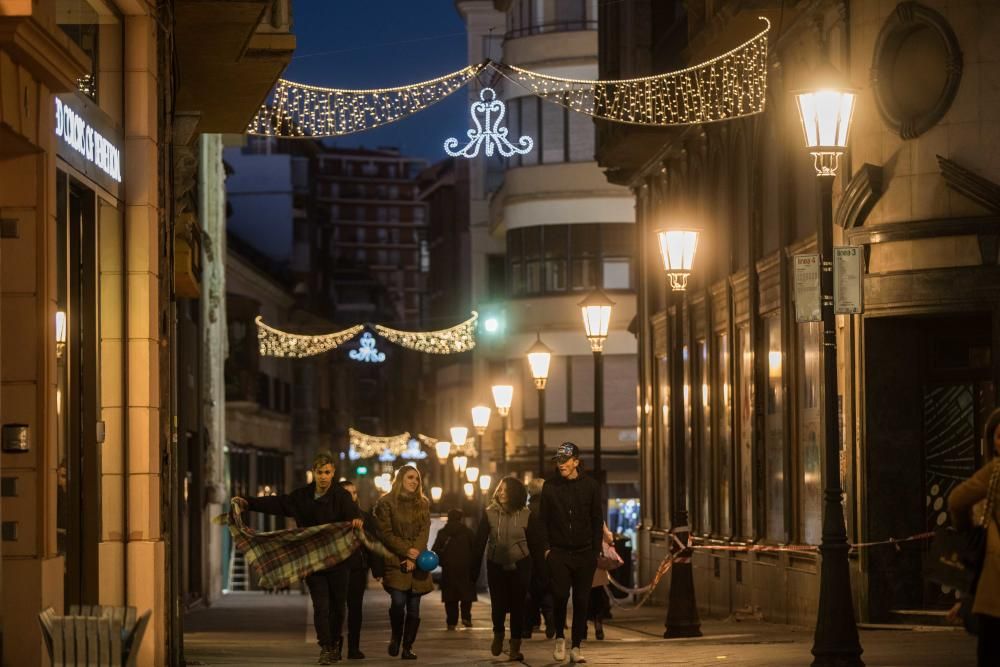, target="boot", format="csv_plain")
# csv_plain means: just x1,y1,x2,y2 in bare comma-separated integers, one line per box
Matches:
508,638,524,662
318,645,334,665
400,616,420,660
388,607,404,657
595,619,604,640
330,637,343,661
491,632,504,656
543,611,556,639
